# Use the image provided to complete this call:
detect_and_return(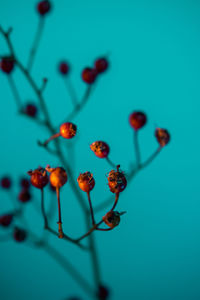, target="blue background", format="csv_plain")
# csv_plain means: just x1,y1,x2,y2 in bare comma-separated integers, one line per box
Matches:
0,0,200,299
